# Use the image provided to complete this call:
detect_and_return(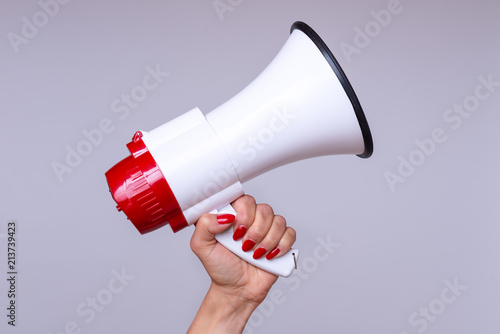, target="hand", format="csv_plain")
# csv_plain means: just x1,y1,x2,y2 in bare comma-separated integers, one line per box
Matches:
188,195,296,333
